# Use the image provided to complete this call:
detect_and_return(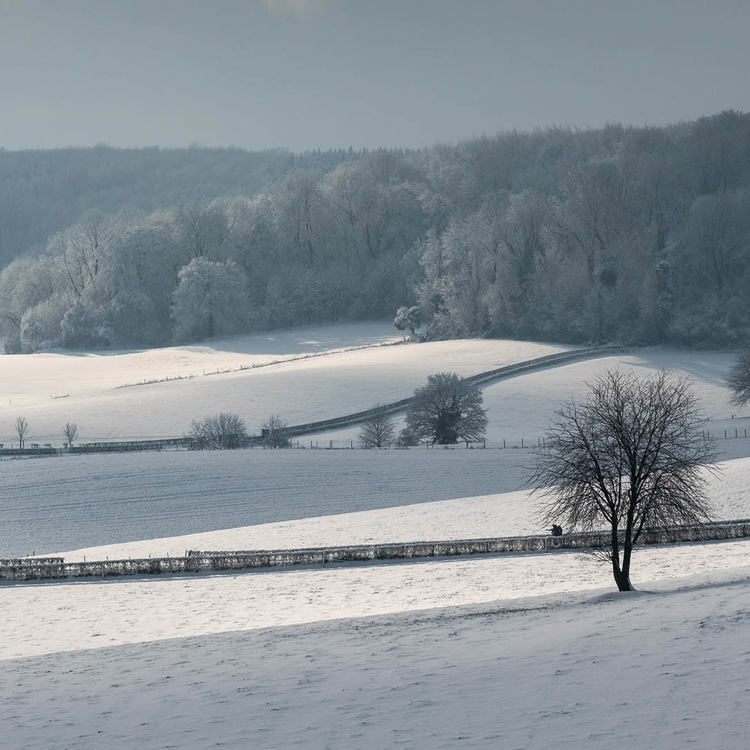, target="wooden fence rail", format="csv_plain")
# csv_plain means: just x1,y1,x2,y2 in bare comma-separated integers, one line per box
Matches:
2,518,749,583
